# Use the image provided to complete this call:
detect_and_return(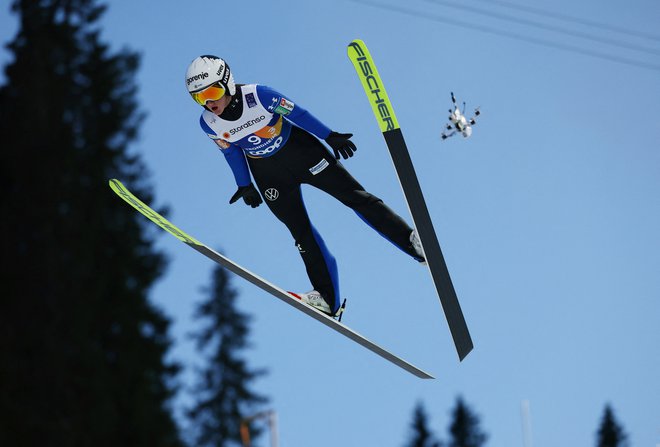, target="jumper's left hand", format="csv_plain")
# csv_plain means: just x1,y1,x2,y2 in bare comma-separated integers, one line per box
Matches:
325,131,357,160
